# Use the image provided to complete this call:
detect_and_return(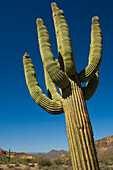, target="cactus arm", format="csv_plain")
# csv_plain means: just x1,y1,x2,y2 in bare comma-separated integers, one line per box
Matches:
36,18,69,89
51,2,76,76
82,70,99,100
51,3,61,55
23,53,63,114
44,66,62,101
78,16,102,82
